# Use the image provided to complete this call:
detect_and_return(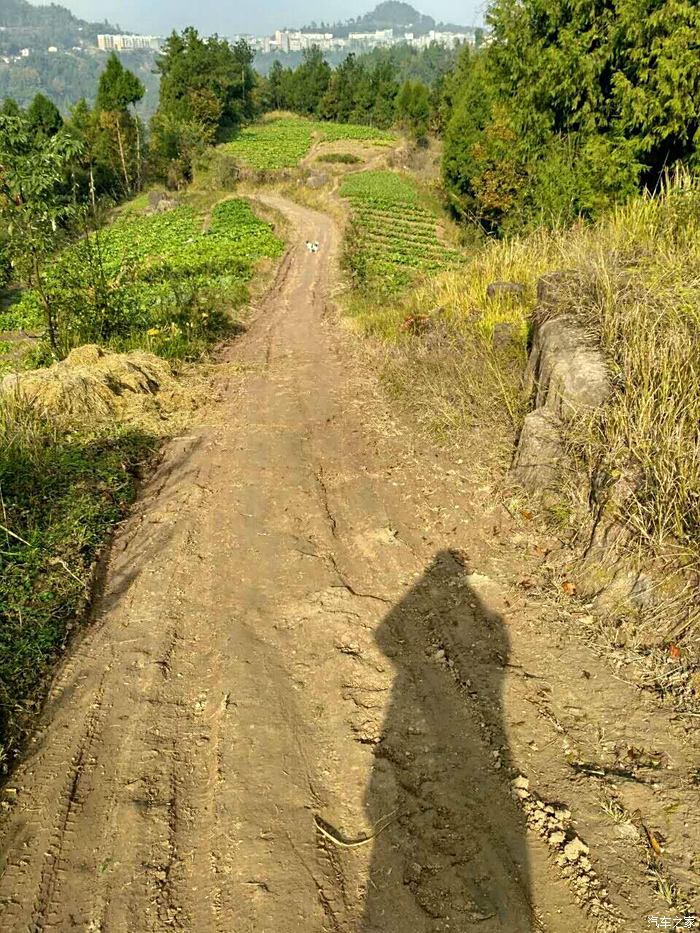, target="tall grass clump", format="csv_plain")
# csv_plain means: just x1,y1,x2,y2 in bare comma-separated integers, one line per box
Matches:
553,176,700,558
